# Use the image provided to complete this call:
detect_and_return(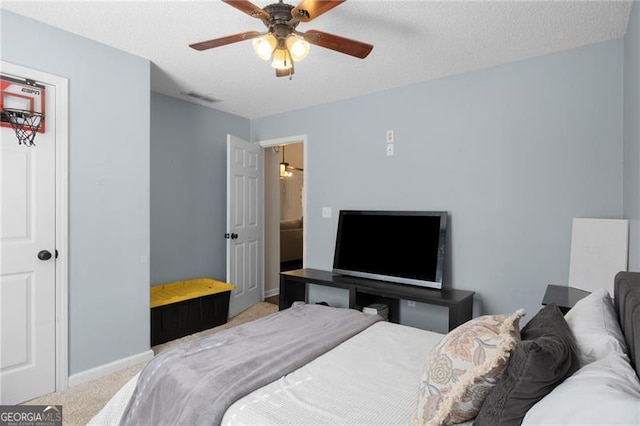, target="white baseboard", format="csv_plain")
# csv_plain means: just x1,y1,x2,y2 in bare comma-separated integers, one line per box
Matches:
264,288,279,298
68,349,154,387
